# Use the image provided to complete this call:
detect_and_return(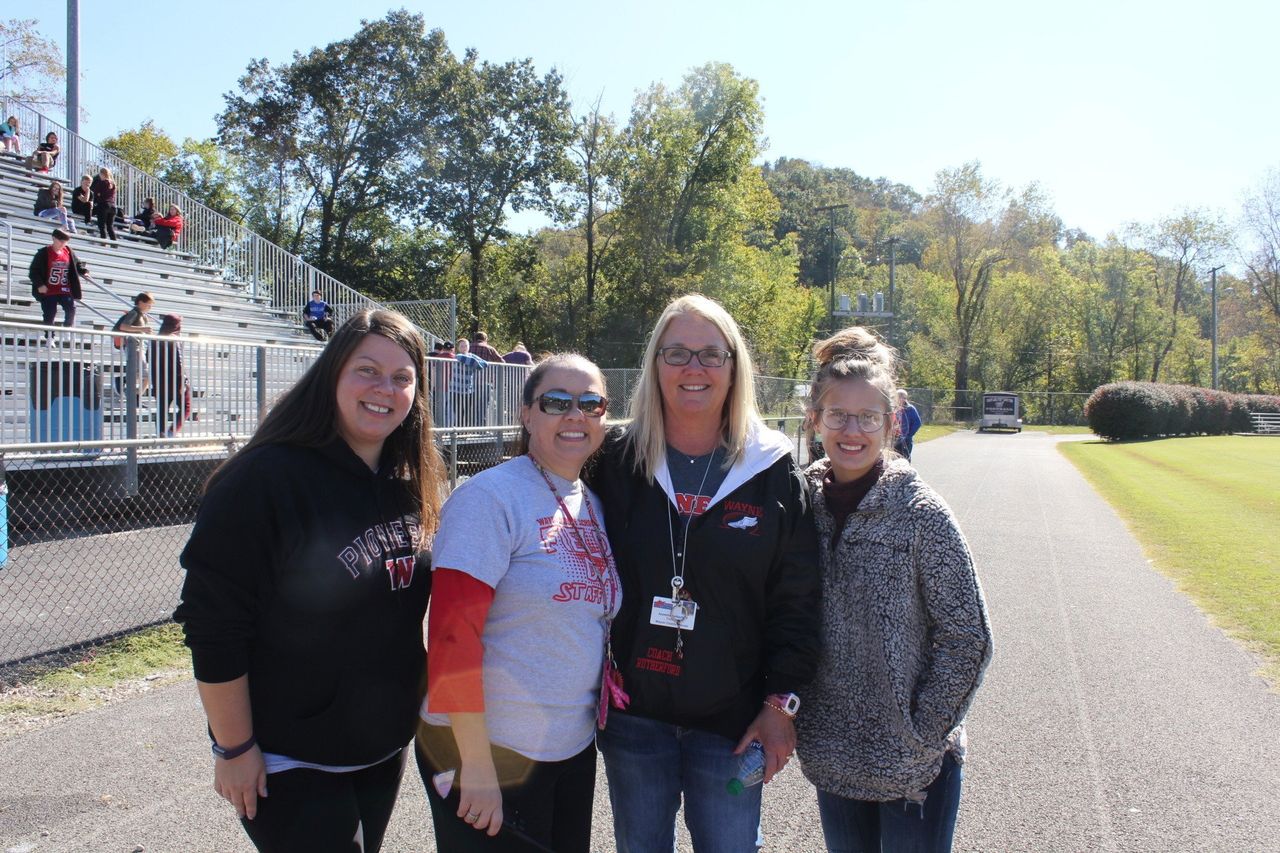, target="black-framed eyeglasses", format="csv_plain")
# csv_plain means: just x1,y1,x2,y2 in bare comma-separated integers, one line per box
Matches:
537,391,608,417
817,408,888,433
657,346,733,368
